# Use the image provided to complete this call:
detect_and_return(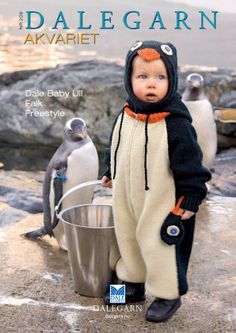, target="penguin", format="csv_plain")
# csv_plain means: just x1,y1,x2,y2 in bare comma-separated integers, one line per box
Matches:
182,73,217,168
22,117,99,250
